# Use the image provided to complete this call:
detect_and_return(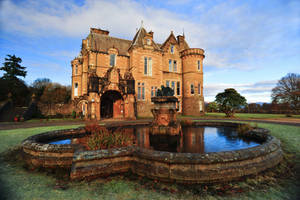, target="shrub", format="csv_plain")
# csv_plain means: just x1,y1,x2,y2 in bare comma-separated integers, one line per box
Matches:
85,124,134,150
71,110,76,118
237,123,257,135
